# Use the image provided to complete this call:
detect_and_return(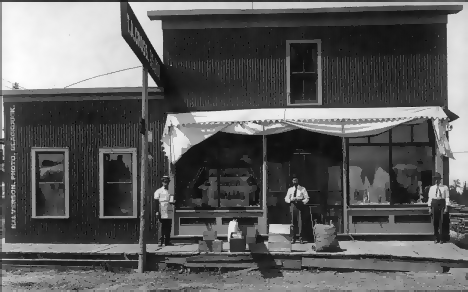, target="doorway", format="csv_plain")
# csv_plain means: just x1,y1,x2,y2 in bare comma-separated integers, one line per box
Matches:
266,129,344,237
